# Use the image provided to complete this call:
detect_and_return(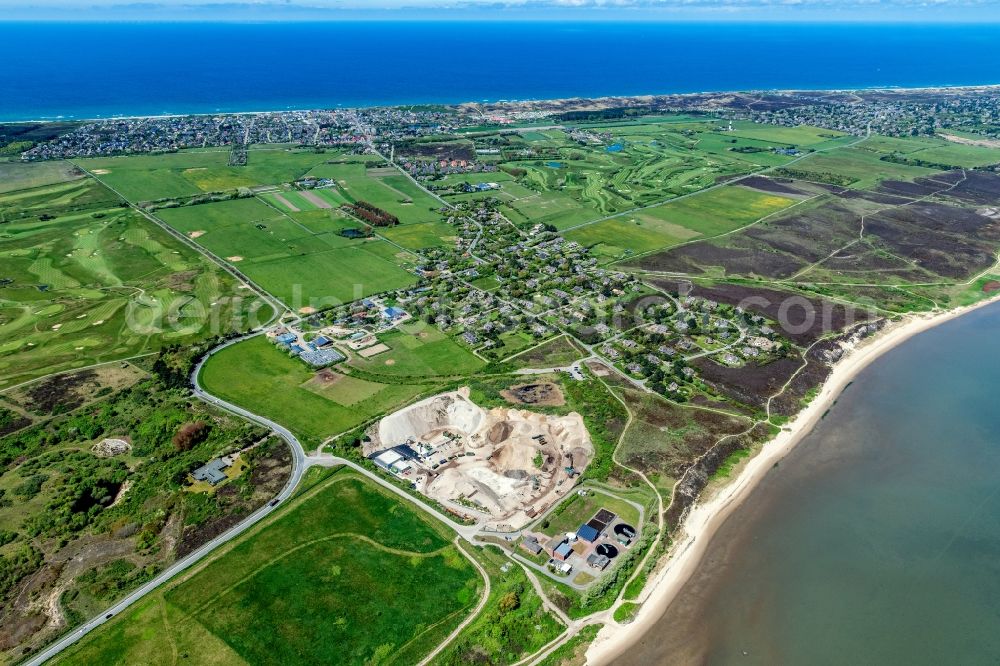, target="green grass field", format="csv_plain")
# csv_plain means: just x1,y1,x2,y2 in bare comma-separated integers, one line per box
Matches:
779,146,939,188
56,472,482,666
564,213,700,261
379,220,457,249
0,161,84,194
240,243,417,308
78,147,332,202
260,187,352,213
307,160,445,224
567,184,796,260
156,198,417,307
346,326,485,378
507,335,584,370
0,180,267,388
724,122,848,148
199,335,427,441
